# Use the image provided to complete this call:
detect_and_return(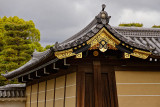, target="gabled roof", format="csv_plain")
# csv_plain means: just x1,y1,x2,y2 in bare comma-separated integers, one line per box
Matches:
114,26,160,55
2,4,160,80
